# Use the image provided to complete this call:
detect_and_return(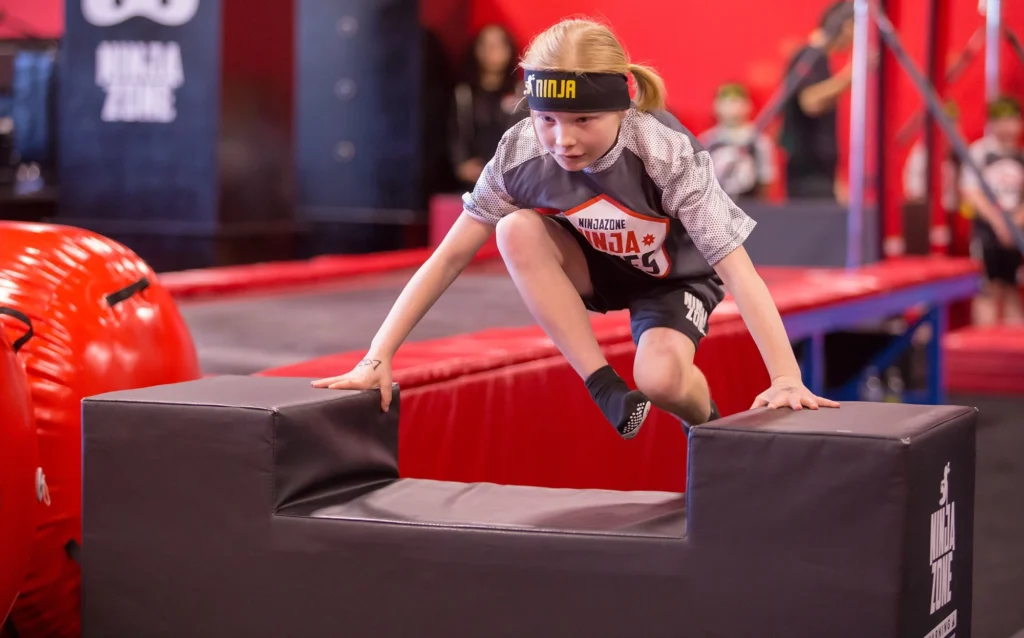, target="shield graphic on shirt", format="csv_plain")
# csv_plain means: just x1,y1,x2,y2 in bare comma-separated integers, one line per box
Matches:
985,157,1024,212
564,194,672,278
